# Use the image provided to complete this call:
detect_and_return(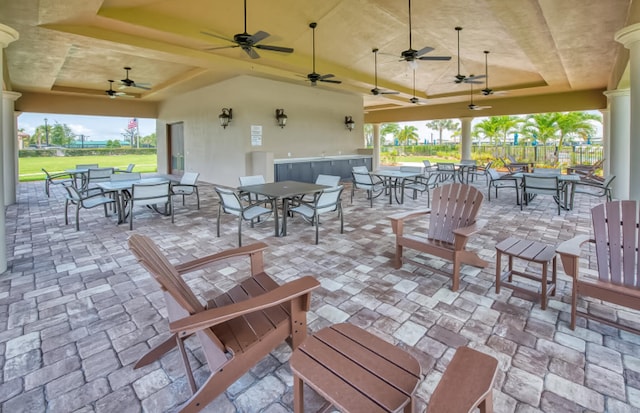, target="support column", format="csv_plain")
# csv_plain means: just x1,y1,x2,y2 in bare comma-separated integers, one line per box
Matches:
0,24,19,274
3,91,21,206
373,123,381,169
459,117,472,160
616,24,640,200
604,89,630,199
599,108,610,177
